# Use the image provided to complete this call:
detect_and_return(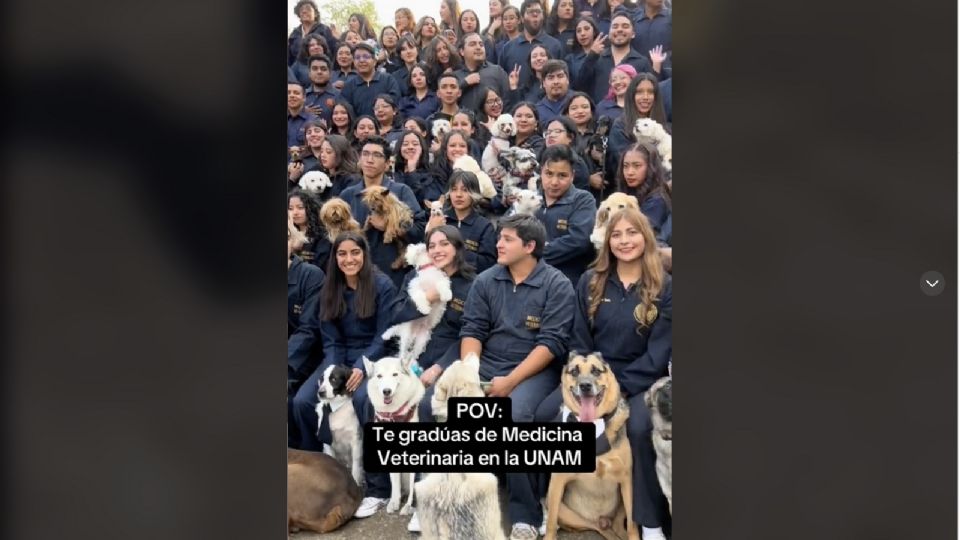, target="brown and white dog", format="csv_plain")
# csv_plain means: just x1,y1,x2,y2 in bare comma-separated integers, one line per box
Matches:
544,353,639,540
287,448,362,535
361,186,413,269
319,197,362,243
